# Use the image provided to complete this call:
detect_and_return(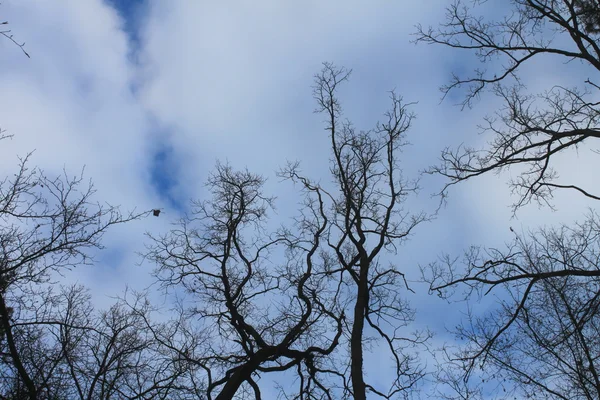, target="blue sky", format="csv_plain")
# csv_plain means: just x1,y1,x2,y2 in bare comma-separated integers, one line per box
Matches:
104,0,145,47
0,0,597,397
